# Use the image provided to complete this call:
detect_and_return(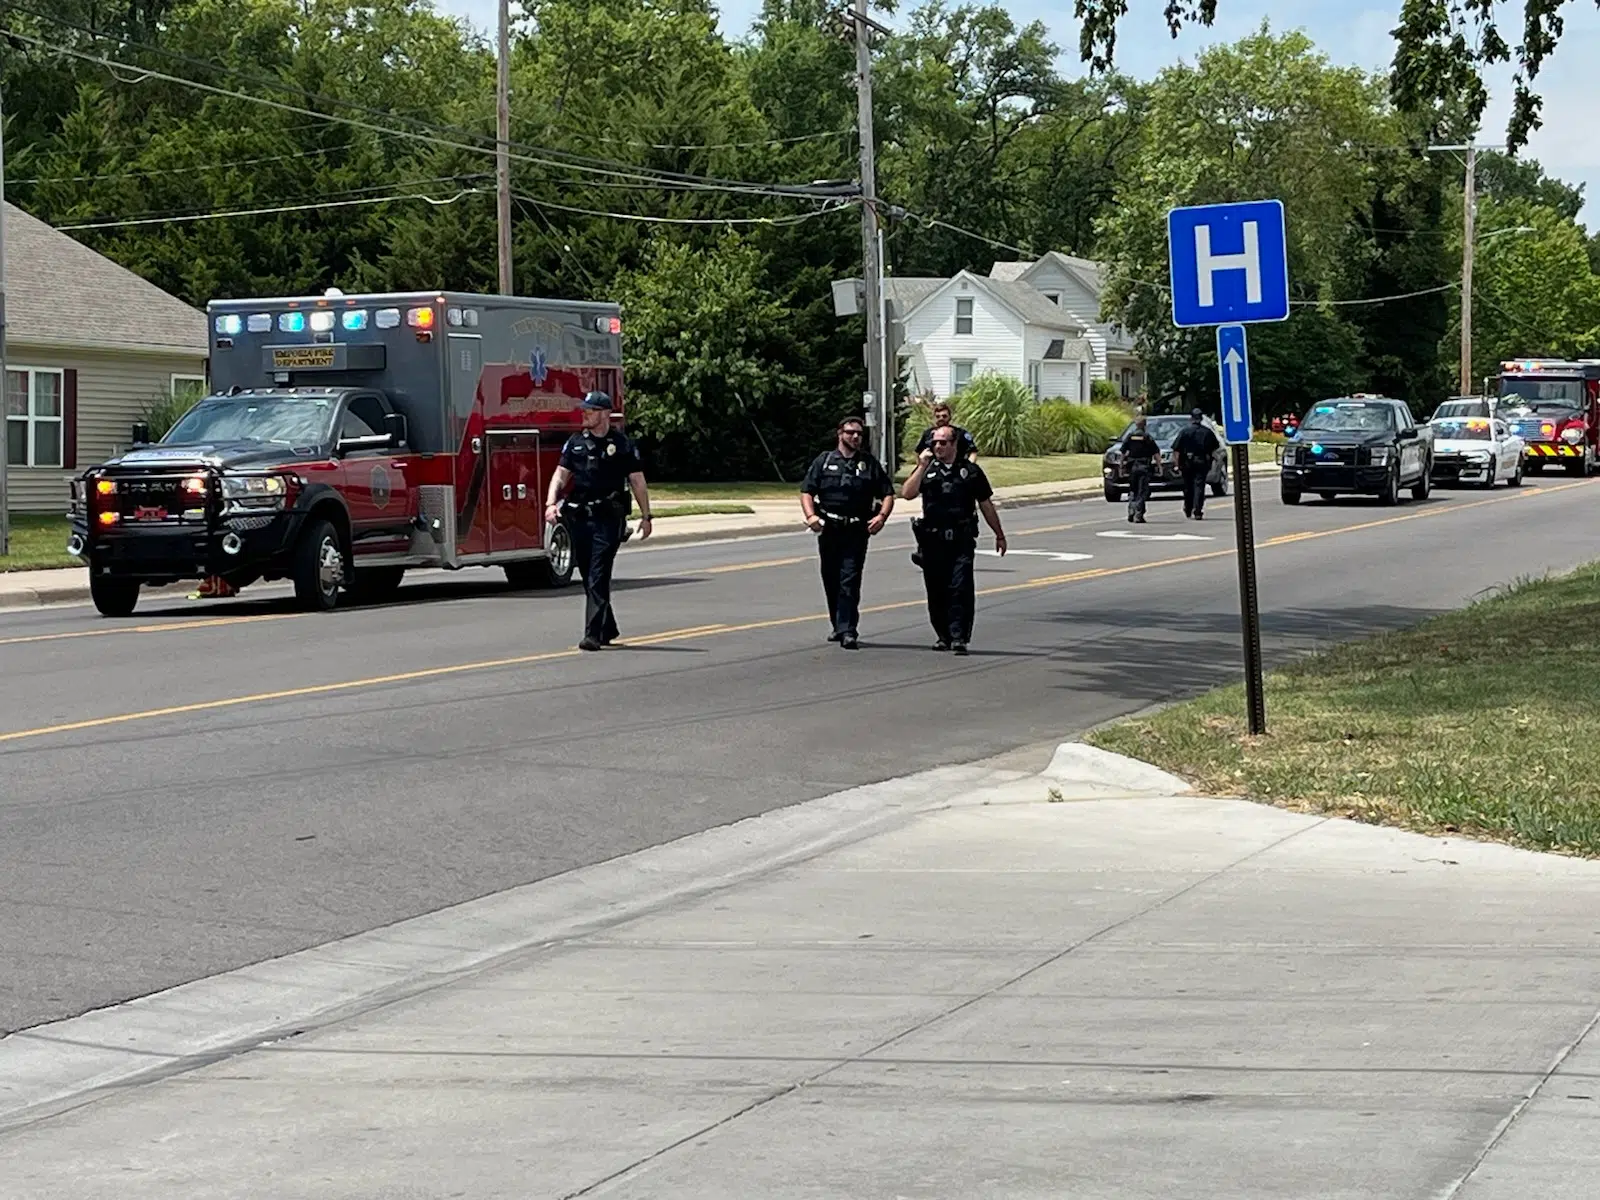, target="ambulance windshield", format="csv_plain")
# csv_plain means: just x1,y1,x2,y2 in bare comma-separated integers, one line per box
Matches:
164,393,338,446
